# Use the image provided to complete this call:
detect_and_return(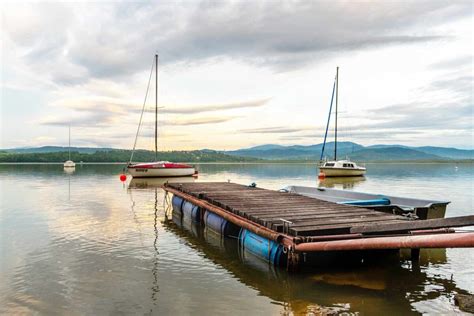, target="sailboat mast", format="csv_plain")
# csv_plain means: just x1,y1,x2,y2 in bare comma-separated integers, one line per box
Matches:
68,125,71,160
155,54,158,161
334,66,338,160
